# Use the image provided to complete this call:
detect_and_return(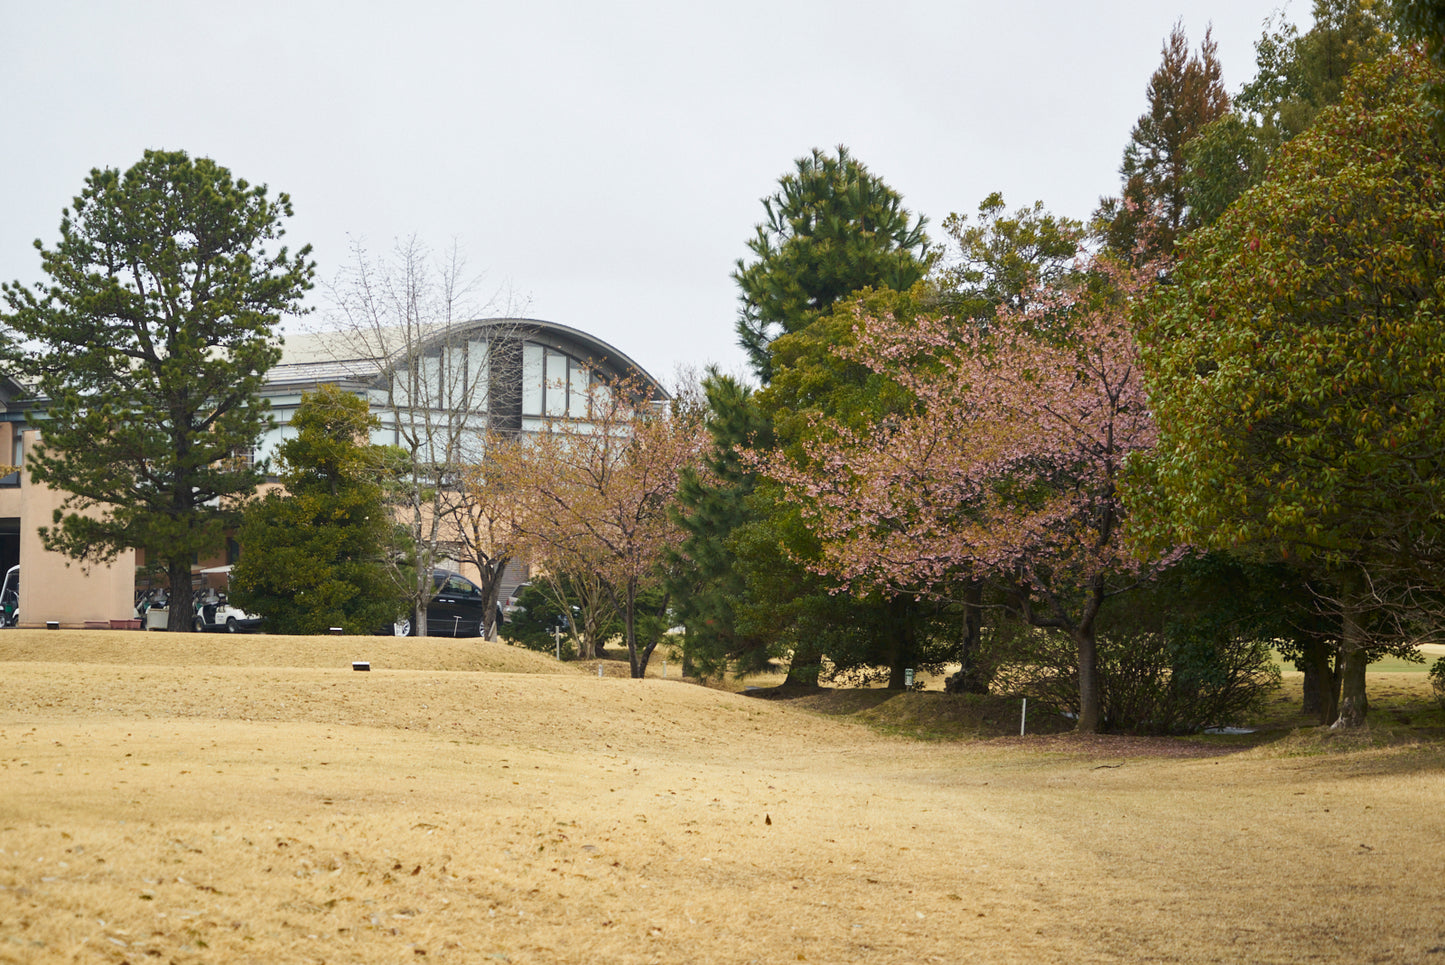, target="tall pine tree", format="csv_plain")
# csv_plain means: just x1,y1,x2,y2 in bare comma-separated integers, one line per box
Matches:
1,150,313,629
